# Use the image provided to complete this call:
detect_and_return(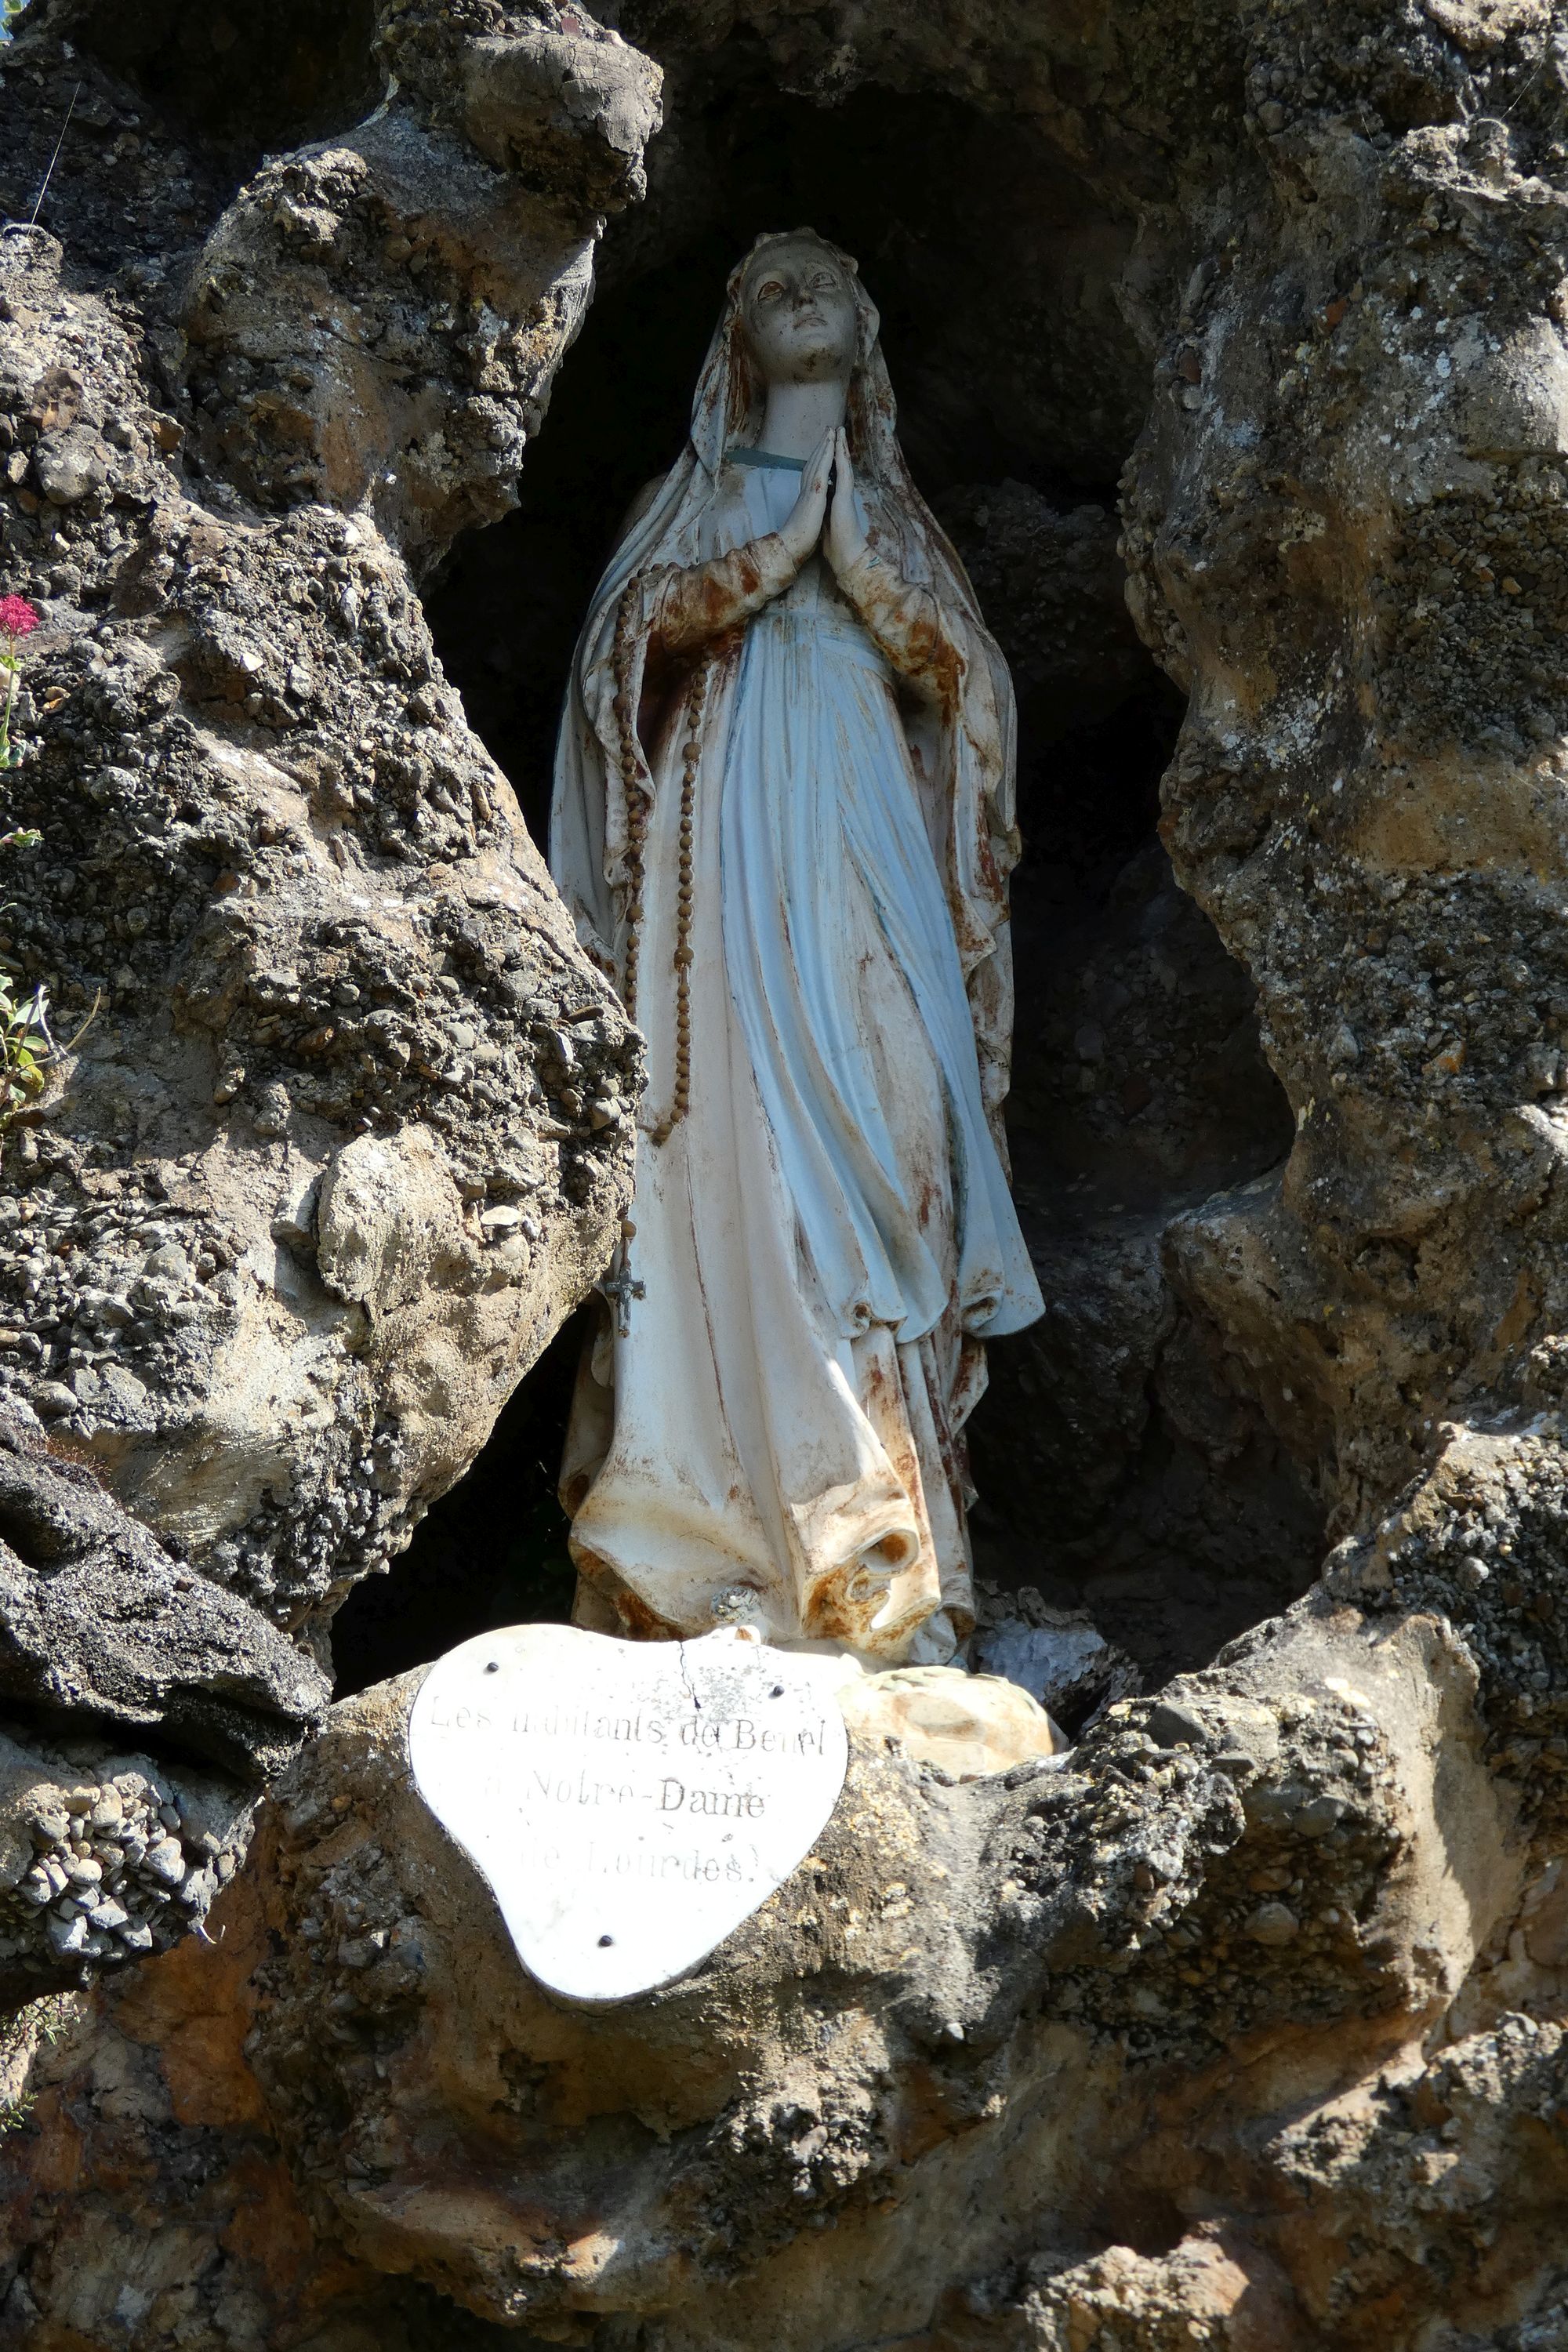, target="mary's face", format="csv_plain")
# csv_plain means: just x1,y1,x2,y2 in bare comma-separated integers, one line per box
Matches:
741,241,858,387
